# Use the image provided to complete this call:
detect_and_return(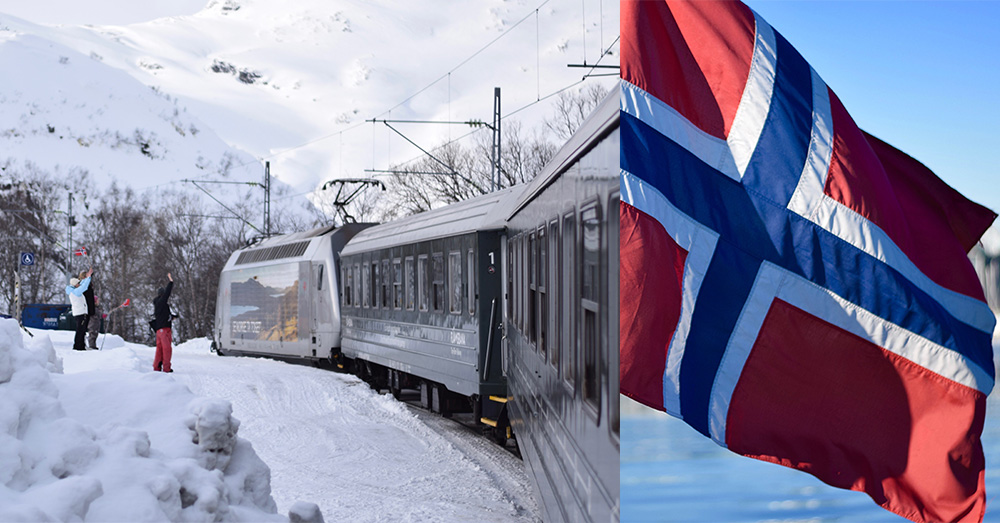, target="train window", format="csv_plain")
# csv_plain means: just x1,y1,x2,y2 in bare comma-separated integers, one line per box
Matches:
514,237,521,329
317,264,324,291
393,259,402,309
581,203,602,412
449,251,462,314
518,234,528,333
467,249,475,316
418,255,428,311
362,263,370,308
548,221,560,371
527,232,537,346
432,252,445,312
510,238,517,327
381,260,390,309
506,239,513,321
371,262,379,309
353,264,361,308
343,265,352,307
405,256,415,311
538,226,547,359
561,213,576,388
